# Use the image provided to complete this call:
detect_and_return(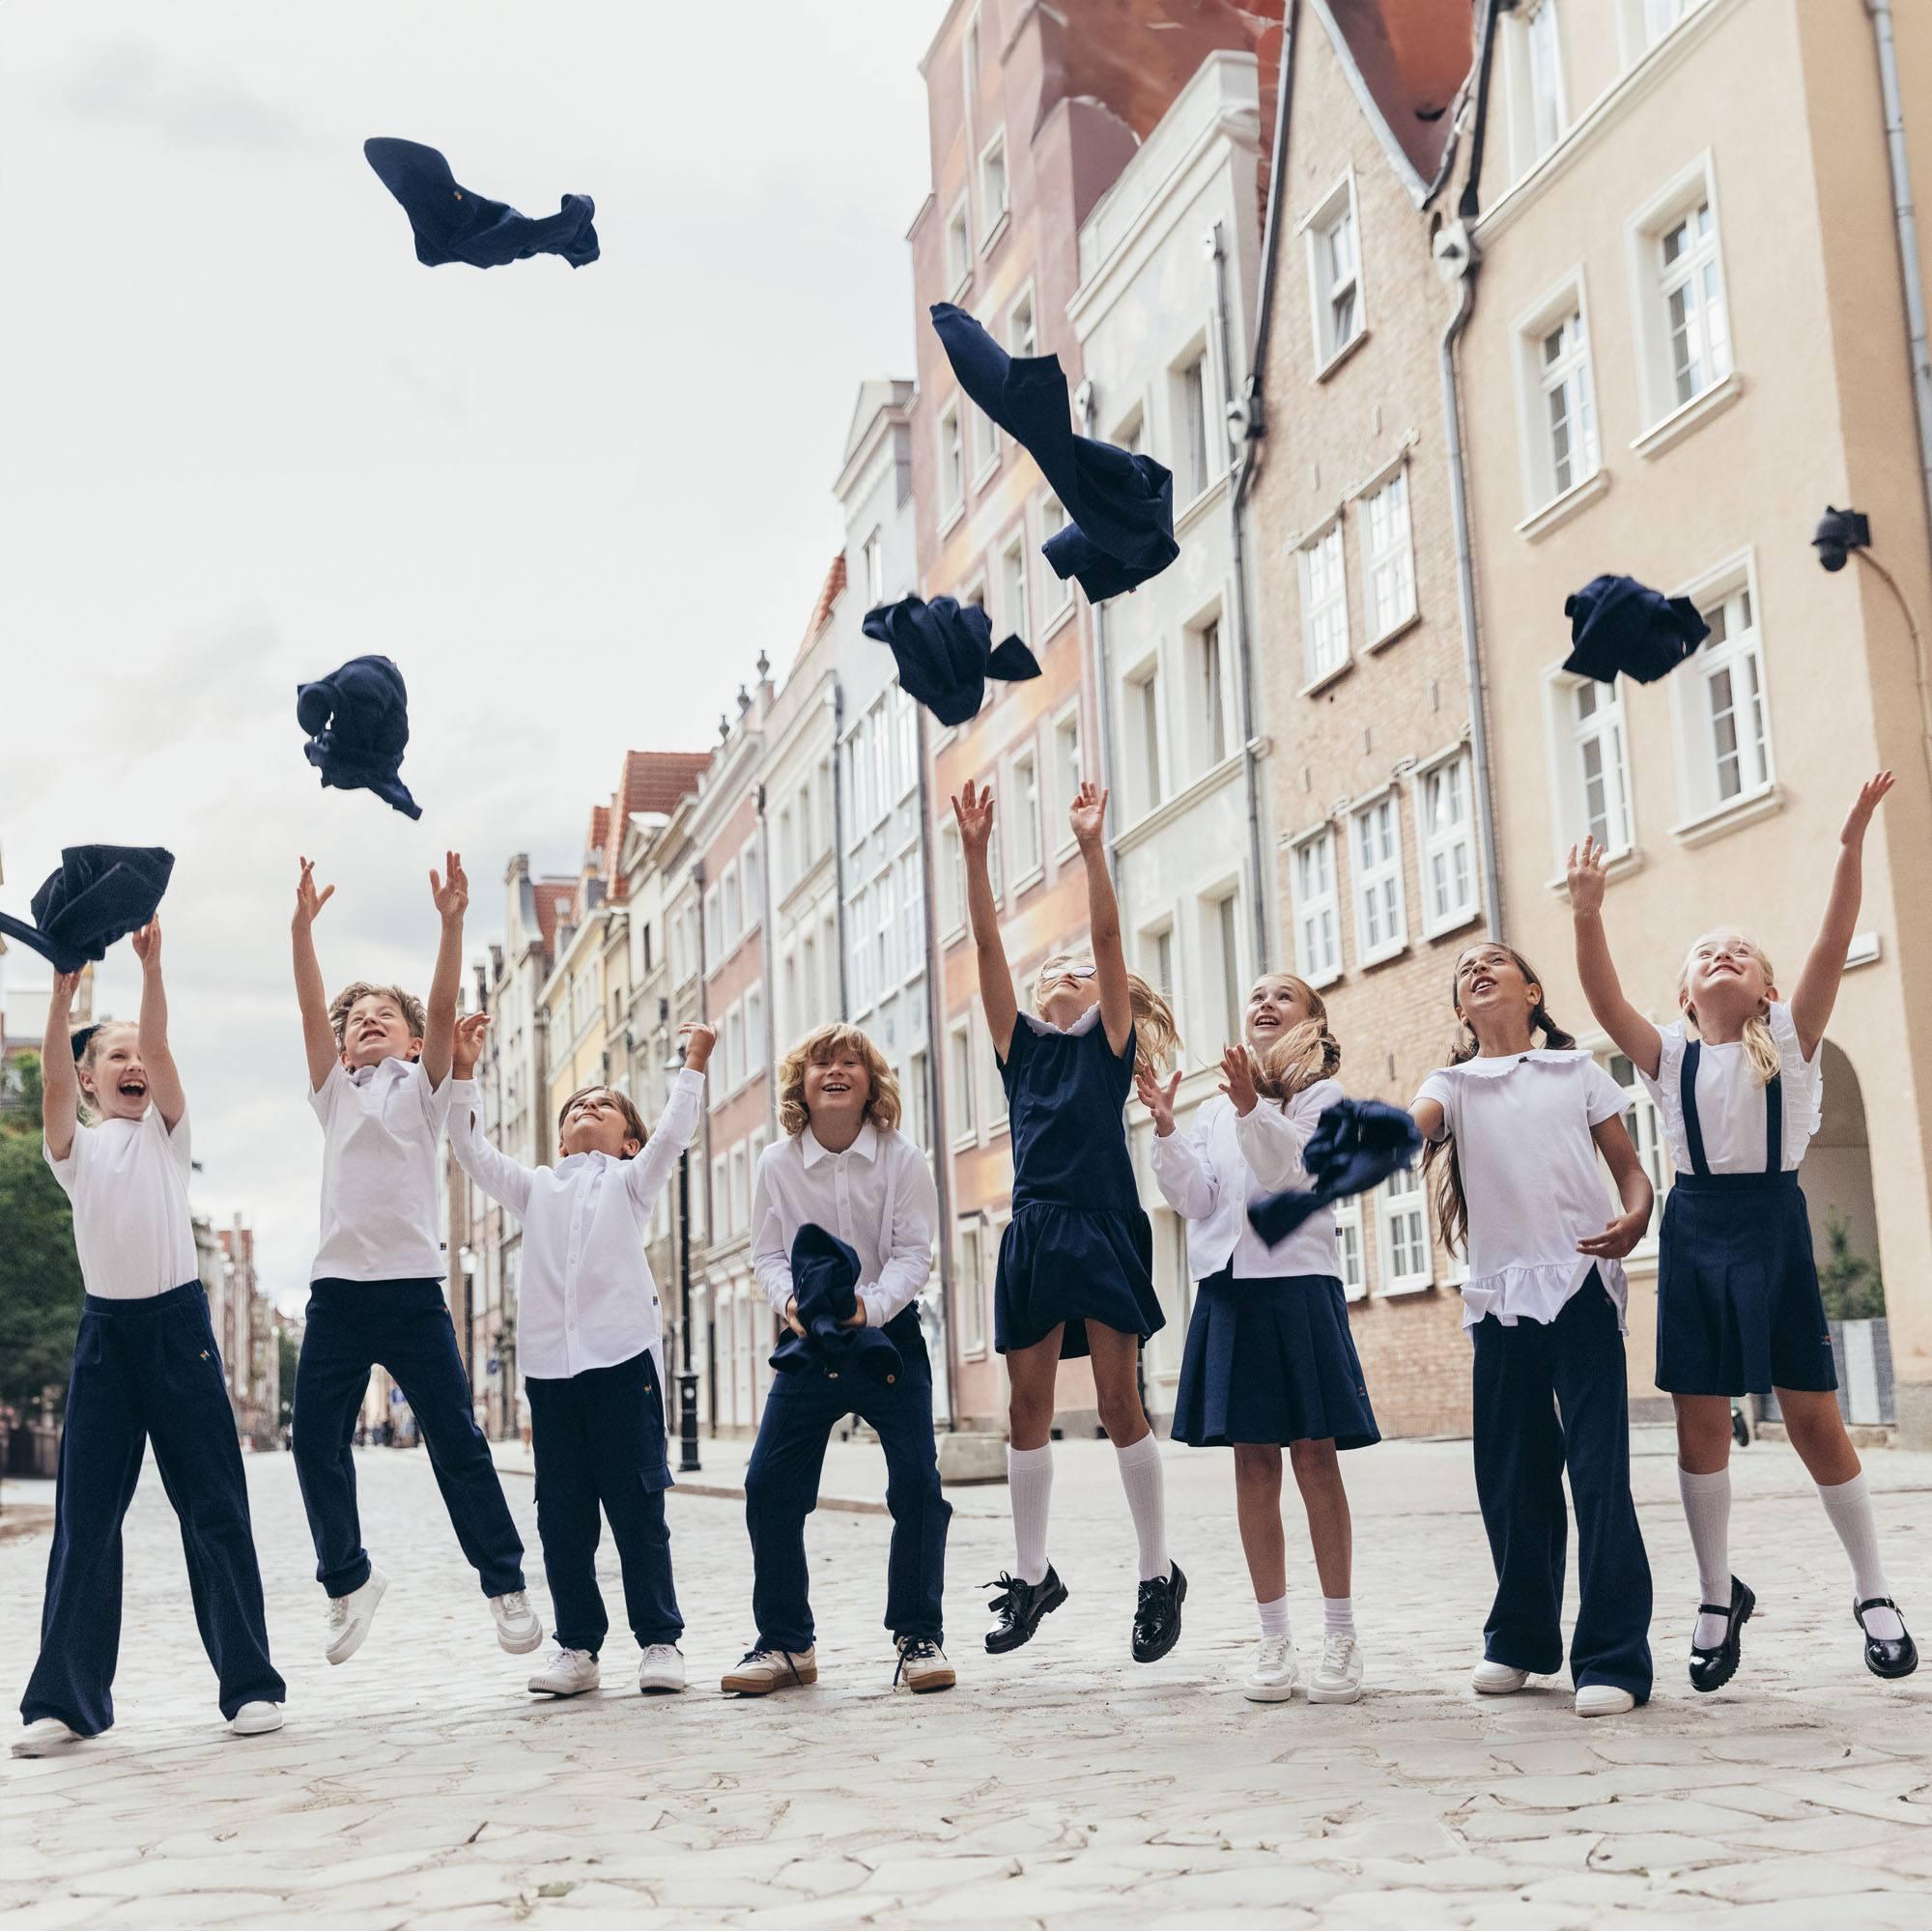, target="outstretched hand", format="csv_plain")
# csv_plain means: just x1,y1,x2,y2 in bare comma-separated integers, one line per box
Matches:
131,919,162,970
452,1012,490,1079
431,851,469,925
294,858,335,931
951,779,995,855
1840,771,1893,848
1069,780,1109,853
1565,837,1610,916
1219,1044,1261,1117
50,970,82,1013
1135,1065,1181,1136
678,1020,717,1073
